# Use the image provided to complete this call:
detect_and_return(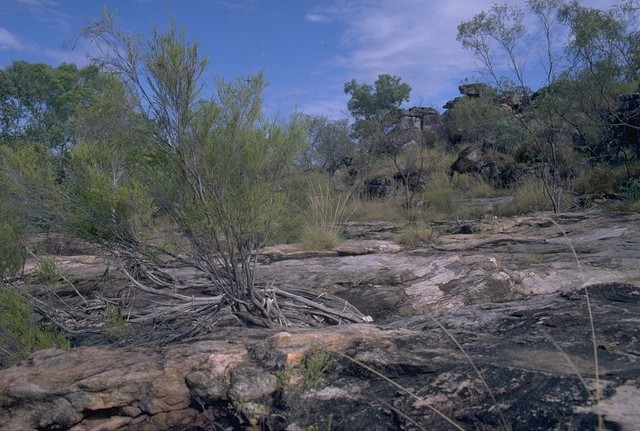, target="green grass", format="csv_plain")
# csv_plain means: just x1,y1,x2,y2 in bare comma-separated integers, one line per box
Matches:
0,284,70,368
497,177,556,216
102,305,131,342
34,257,60,284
